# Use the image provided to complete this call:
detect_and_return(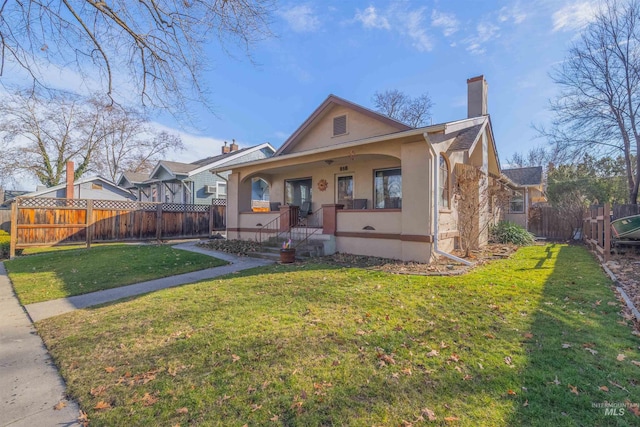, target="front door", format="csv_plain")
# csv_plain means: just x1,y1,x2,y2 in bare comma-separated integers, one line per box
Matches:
336,175,354,209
